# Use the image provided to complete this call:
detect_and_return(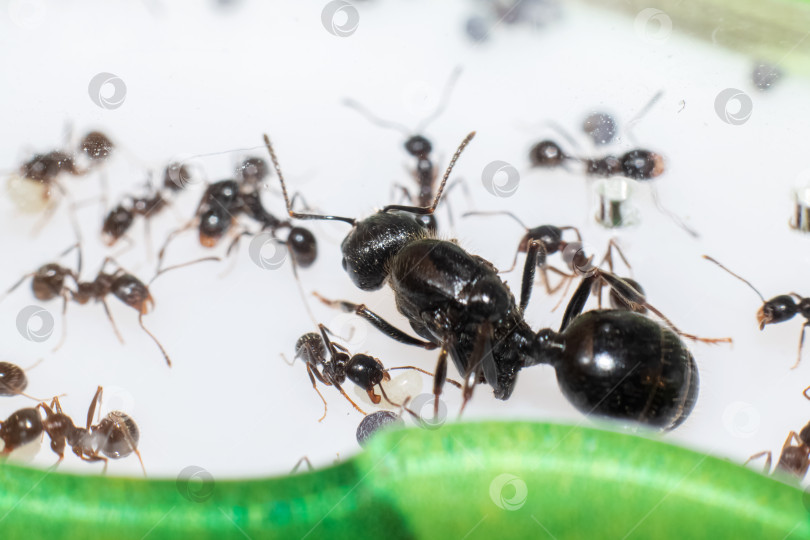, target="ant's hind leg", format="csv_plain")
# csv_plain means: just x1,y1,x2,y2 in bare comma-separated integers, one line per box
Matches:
744,451,773,473
790,322,809,370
